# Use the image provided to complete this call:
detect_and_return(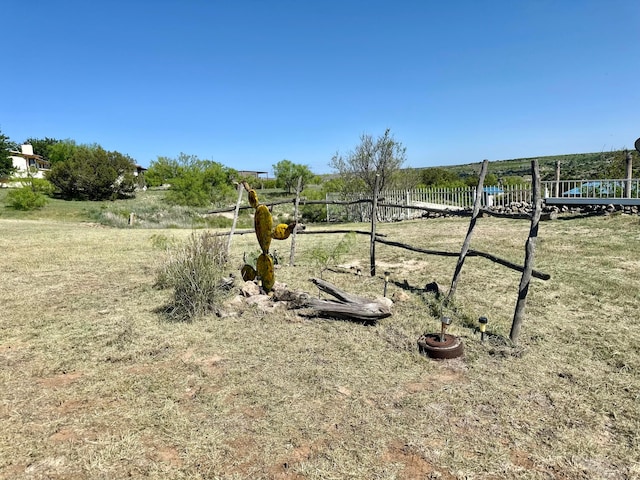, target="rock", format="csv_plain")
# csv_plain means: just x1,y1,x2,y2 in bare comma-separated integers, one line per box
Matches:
241,281,261,297
375,296,394,309
246,295,273,311
392,291,410,302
